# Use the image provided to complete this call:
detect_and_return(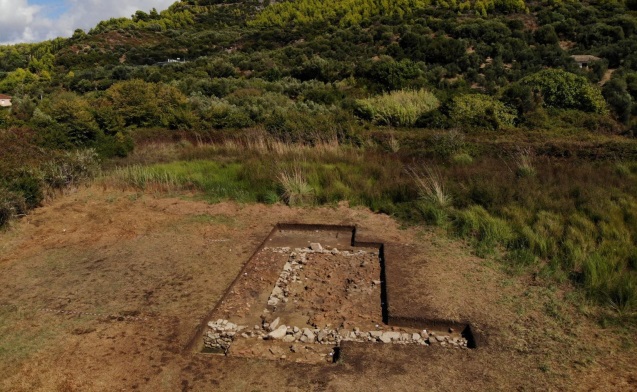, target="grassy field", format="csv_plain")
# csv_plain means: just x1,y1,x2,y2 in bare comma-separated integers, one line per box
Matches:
101,139,637,319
